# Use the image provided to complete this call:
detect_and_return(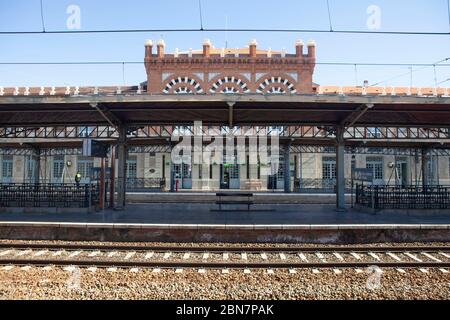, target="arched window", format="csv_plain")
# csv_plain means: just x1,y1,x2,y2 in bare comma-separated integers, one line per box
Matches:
174,87,193,94
163,76,204,94
256,77,296,94
209,76,250,94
